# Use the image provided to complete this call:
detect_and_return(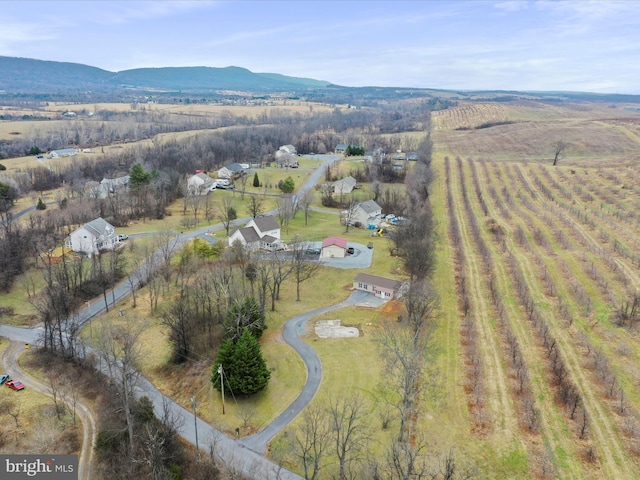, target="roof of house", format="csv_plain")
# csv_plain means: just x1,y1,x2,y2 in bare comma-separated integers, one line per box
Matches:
333,176,356,187
191,173,214,183
82,217,114,237
279,144,297,153
234,226,261,244
51,148,79,155
101,175,130,186
357,199,382,214
336,143,348,150
253,215,280,232
354,273,402,290
322,236,348,249
261,235,278,244
222,163,245,173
